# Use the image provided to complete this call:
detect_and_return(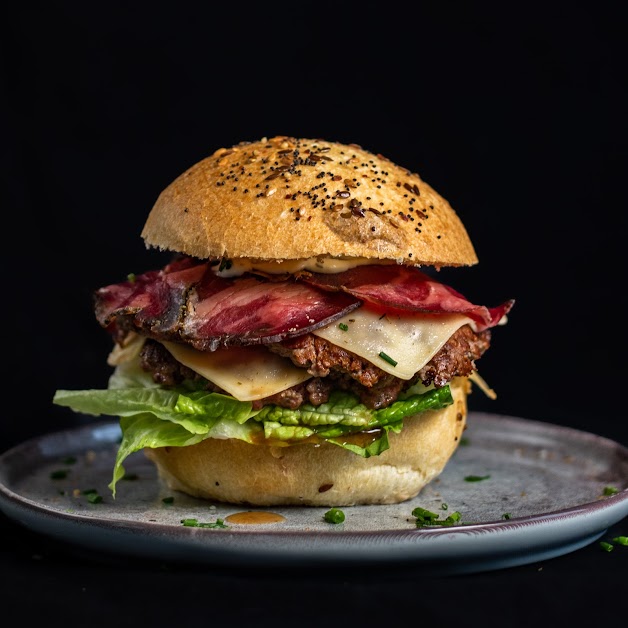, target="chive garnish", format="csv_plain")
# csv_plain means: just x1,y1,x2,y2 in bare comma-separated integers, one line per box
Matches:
443,511,461,525
441,503,448,511
411,507,440,526
378,351,398,367
603,486,619,495
86,493,103,504
181,518,198,526
338,323,349,331
50,469,69,480
162,496,175,504
181,518,227,529
412,507,462,527
612,536,628,546
324,508,345,524
464,474,490,482
502,513,512,520
600,541,614,552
